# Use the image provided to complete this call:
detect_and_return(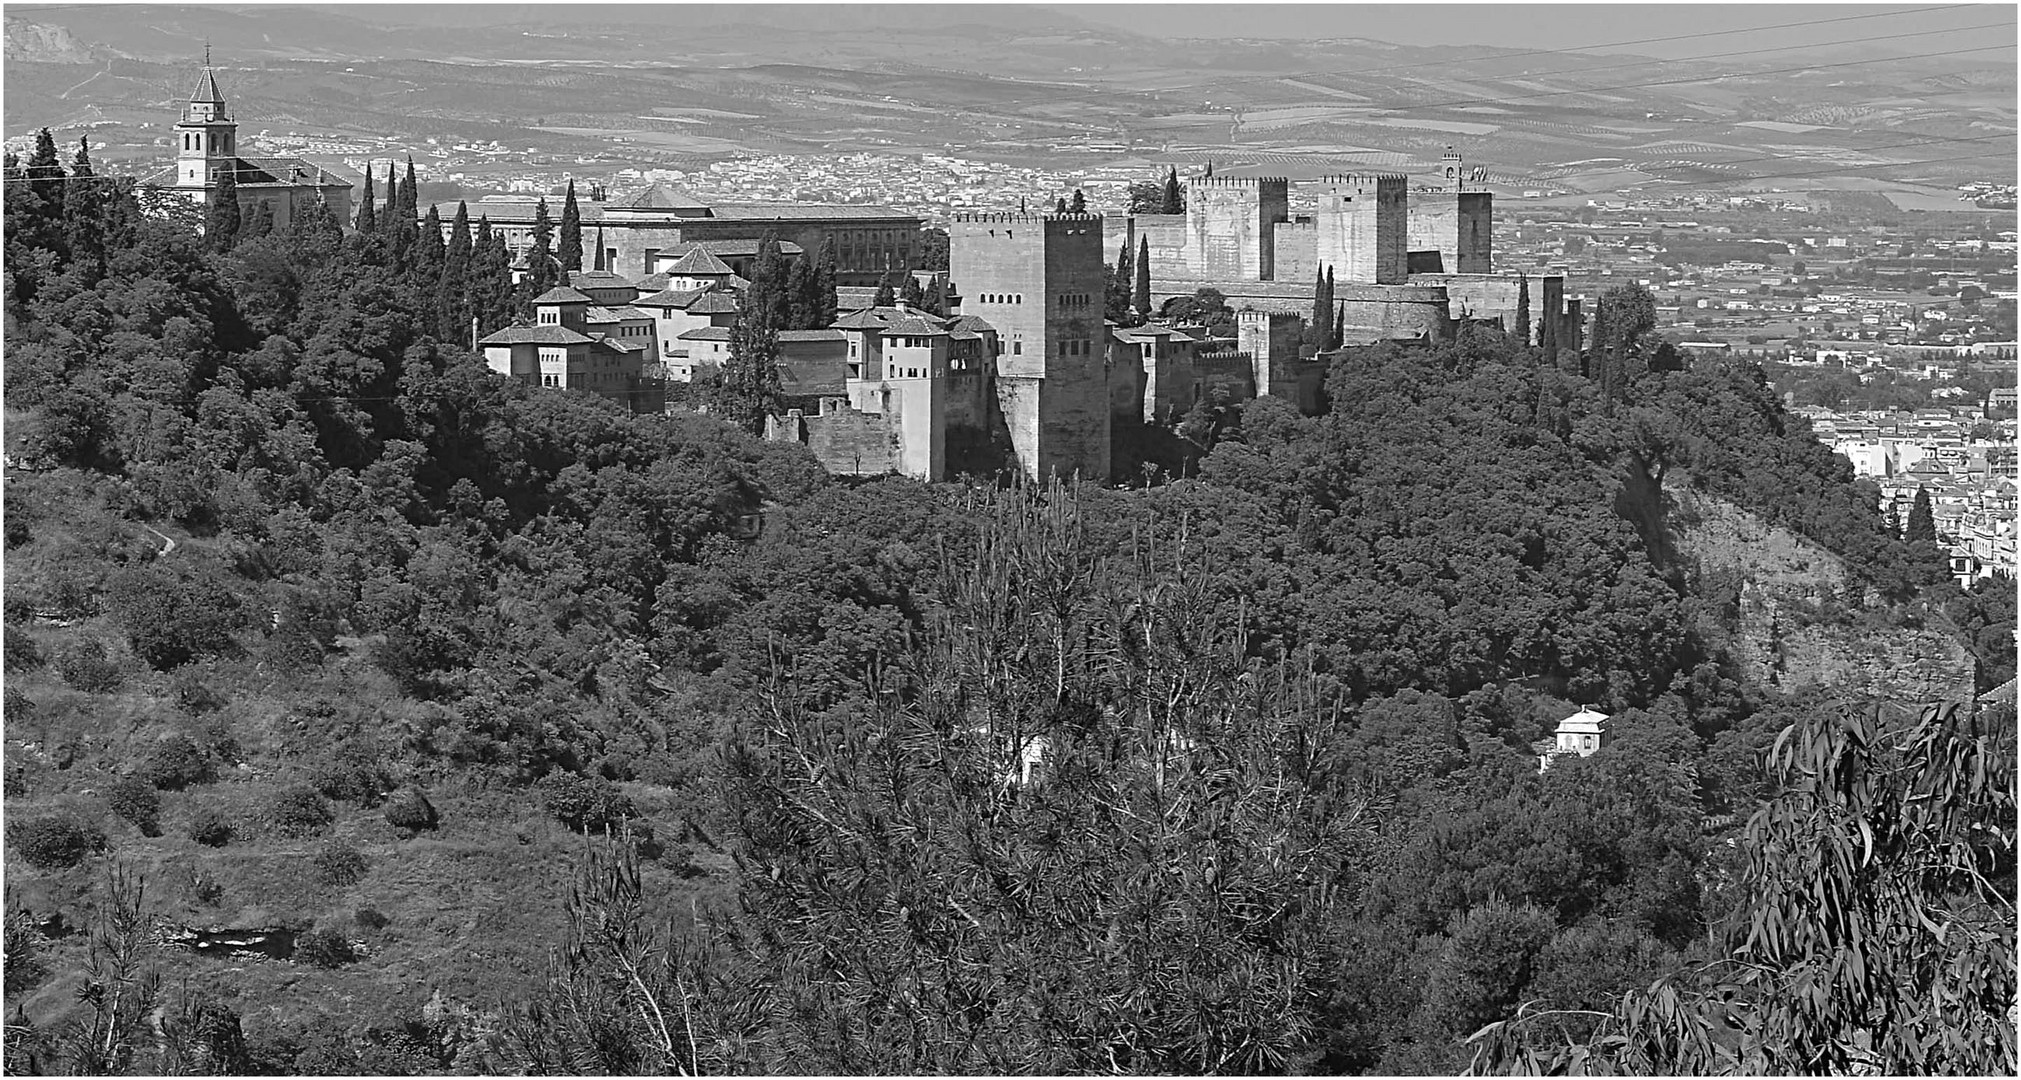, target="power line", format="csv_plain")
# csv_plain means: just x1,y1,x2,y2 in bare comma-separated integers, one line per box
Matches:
1166,5,1985,92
